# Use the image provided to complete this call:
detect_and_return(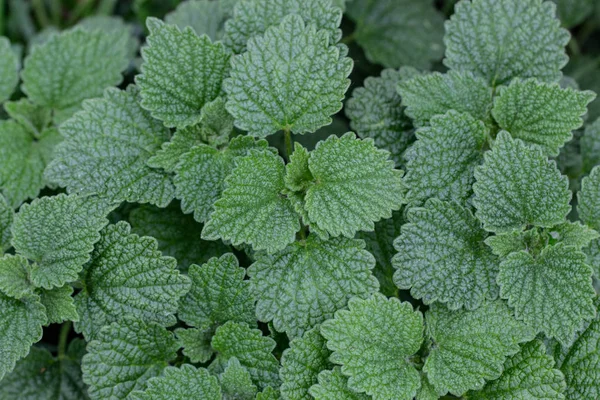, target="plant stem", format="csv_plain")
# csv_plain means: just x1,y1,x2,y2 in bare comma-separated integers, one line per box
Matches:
58,321,71,360
284,128,294,162
32,0,50,28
